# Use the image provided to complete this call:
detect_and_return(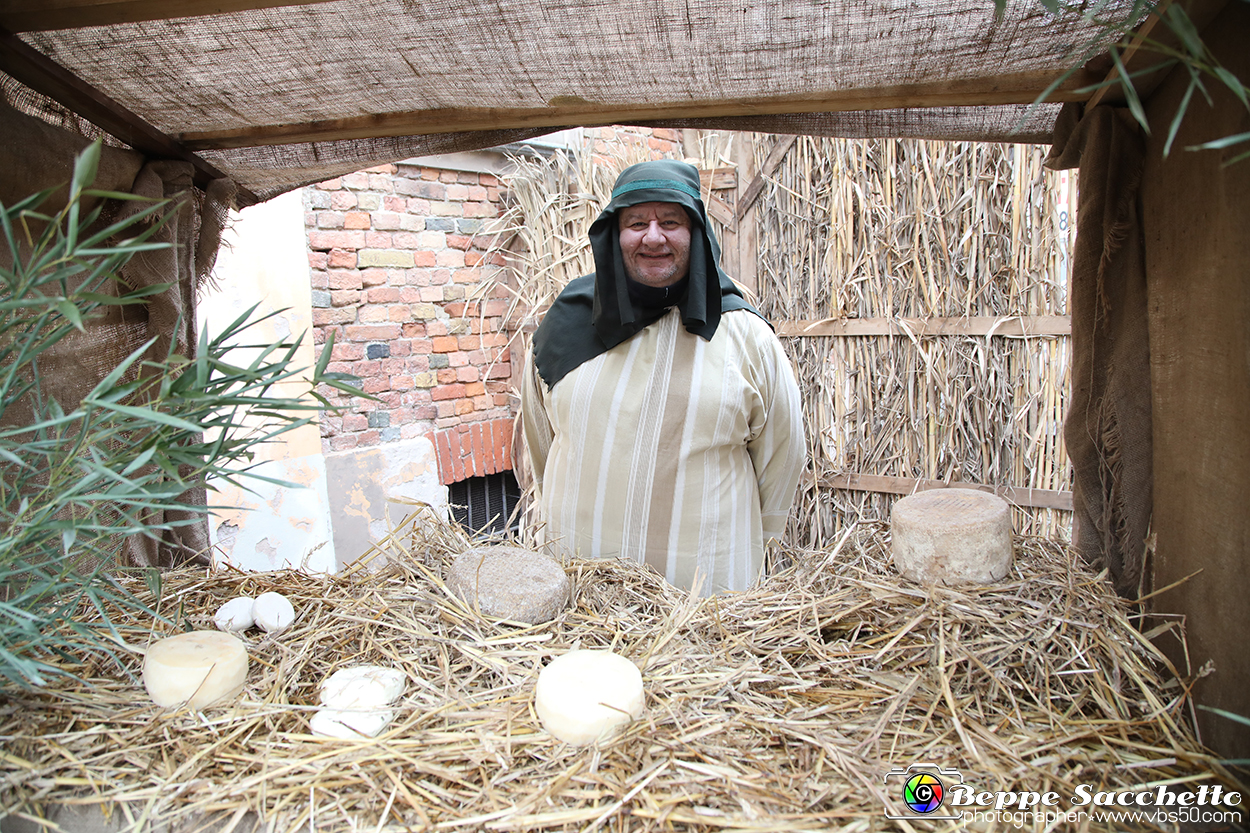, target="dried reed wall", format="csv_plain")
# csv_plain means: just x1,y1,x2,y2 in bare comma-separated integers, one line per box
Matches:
747,137,1075,545
490,132,1075,548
